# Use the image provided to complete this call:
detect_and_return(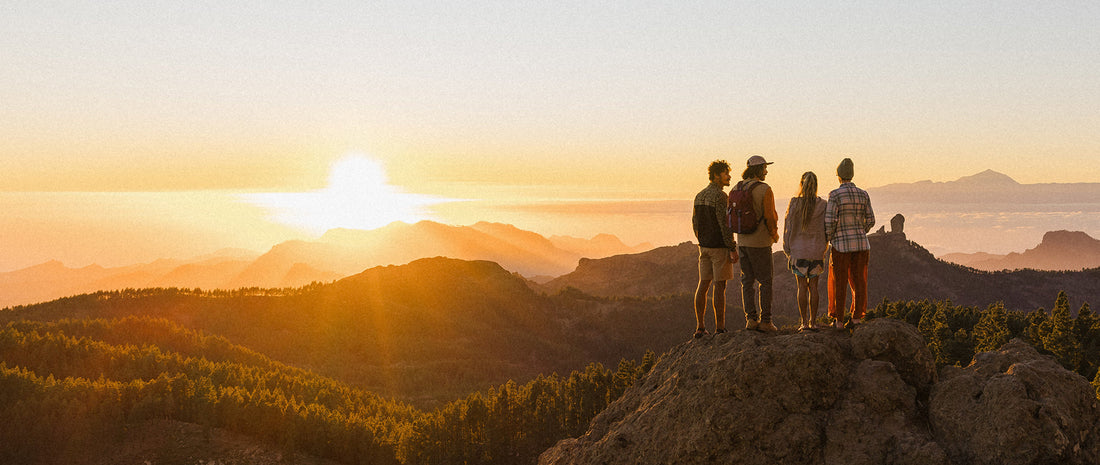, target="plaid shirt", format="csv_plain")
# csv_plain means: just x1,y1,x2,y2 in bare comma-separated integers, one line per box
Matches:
825,182,875,253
